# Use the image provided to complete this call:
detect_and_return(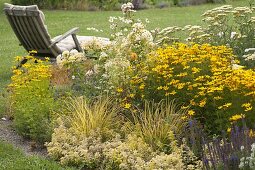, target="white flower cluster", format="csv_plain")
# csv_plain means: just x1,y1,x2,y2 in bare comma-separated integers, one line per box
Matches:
239,143,255,169
125,22,154,45
121,2,135,14
243,48,255,61
103,57,130,88
56,49,86,67
81,37,110,52
47,121,185,169
104,134,184,170
86,27,103,32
